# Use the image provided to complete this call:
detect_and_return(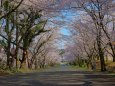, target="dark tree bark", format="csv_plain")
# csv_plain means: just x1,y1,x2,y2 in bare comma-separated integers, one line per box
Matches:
20,49,28,69
97,28,106,71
